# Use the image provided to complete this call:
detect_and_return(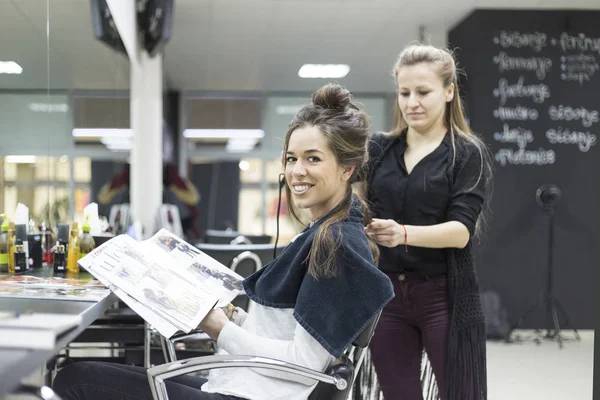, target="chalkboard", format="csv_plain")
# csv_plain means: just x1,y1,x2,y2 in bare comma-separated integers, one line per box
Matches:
449,10,599,329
